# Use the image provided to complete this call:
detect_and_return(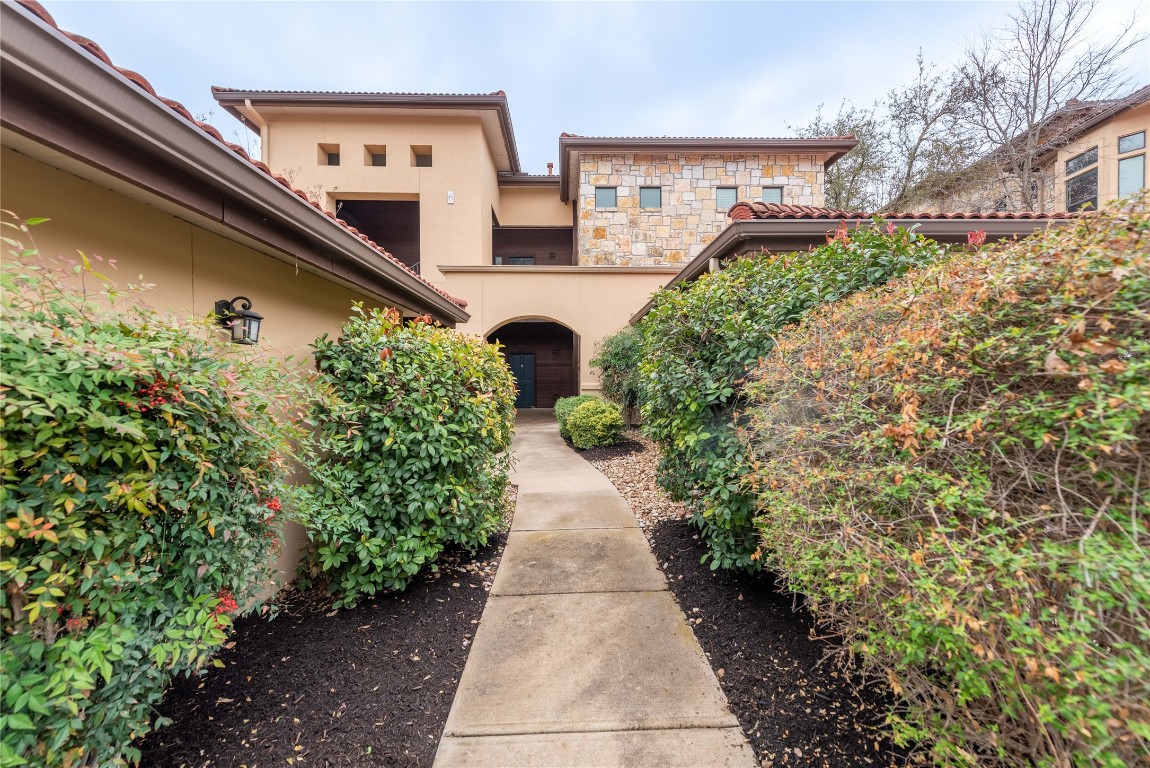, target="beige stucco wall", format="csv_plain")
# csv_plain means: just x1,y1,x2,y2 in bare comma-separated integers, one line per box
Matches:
441,267,677,392
1053,102,1149,209
1,145,390,596
263,113,499,281
497,184,572,226
577,153,825,266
